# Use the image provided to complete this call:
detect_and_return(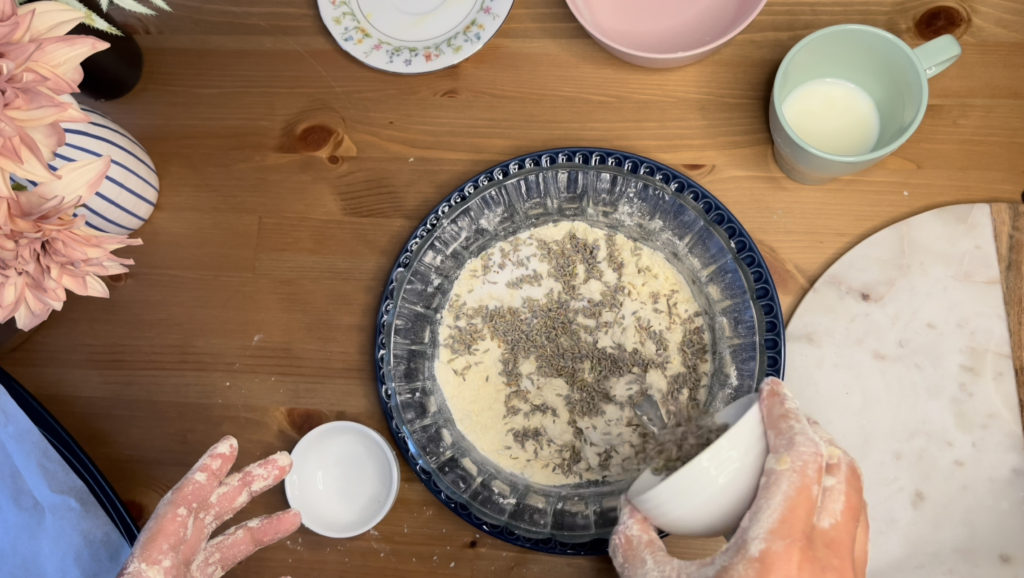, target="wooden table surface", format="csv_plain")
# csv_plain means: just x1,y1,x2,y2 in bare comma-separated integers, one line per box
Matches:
2,0,1023,576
